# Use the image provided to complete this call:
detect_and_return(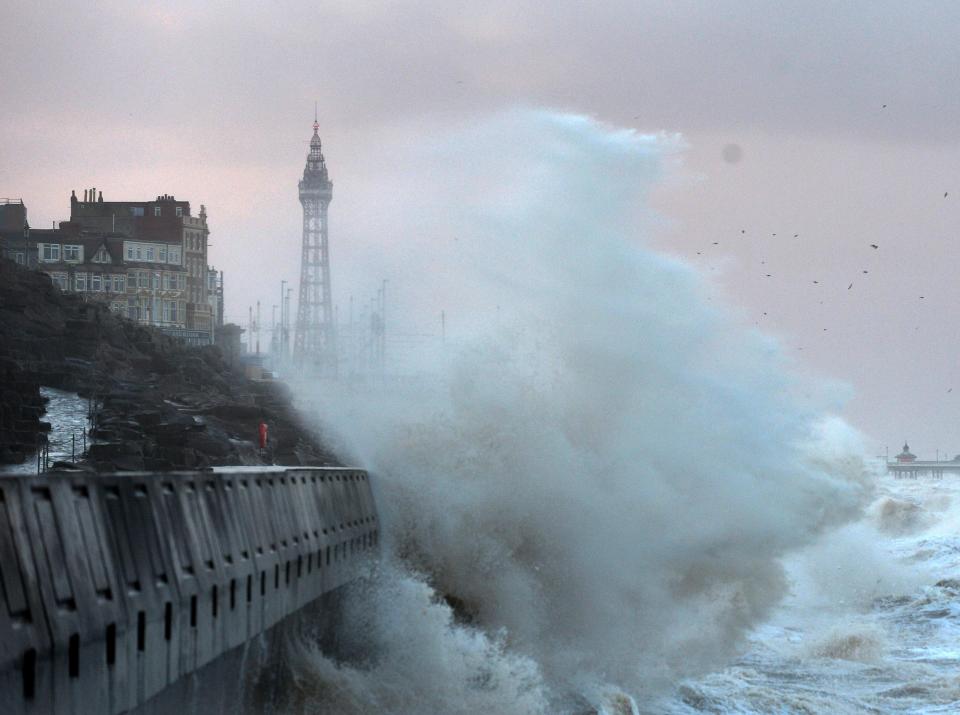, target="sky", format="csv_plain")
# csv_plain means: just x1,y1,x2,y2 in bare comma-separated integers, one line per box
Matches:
2,0,959,457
